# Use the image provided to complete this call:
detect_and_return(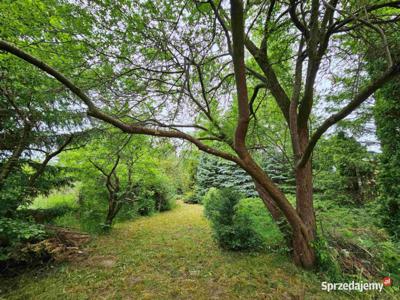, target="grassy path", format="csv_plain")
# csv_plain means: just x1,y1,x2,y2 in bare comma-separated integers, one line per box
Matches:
2,202,336,299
